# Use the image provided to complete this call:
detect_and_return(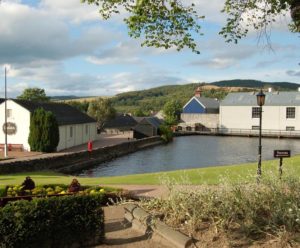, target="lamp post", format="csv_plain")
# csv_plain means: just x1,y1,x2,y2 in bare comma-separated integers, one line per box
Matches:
4,67,8,158
256,89,265,183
